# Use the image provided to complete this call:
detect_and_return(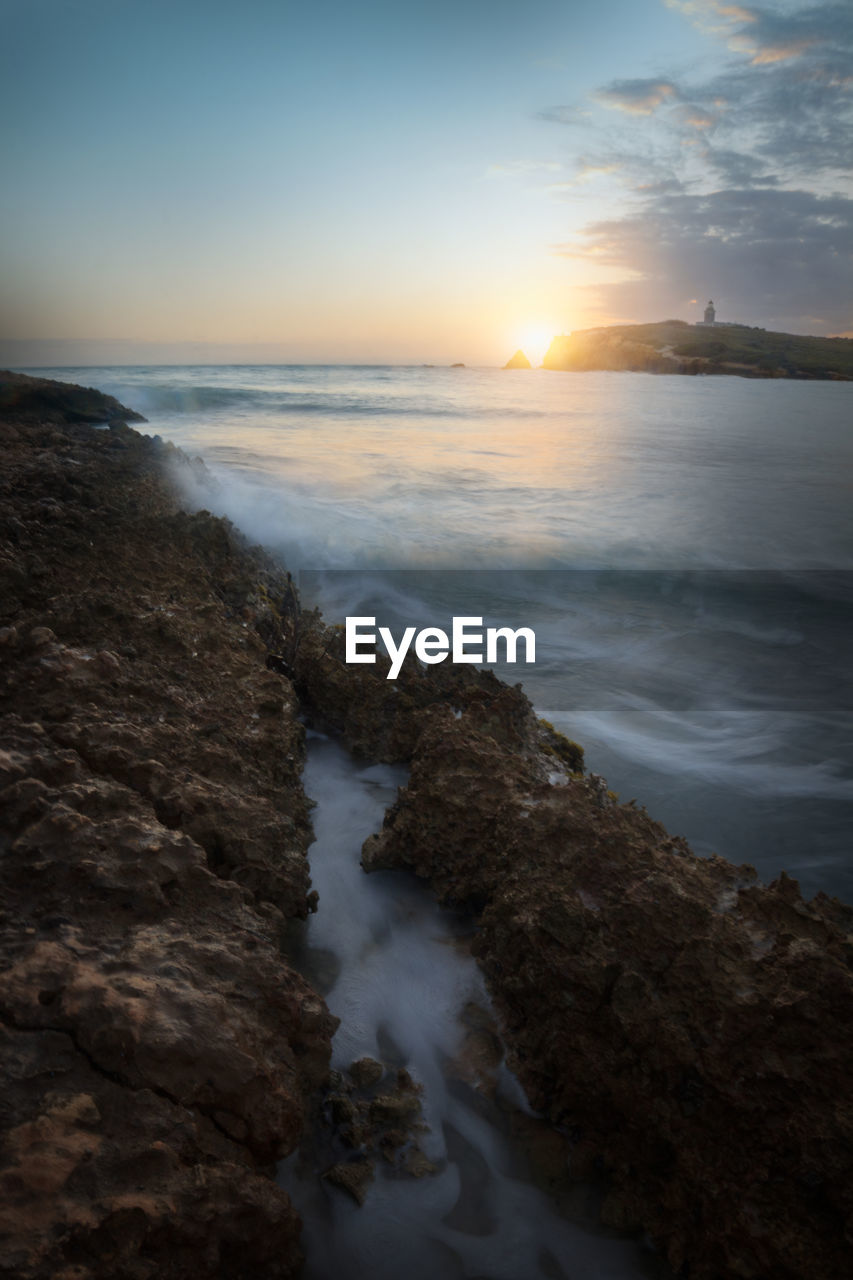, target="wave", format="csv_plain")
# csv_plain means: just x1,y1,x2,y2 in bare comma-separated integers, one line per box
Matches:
135,384,500,419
